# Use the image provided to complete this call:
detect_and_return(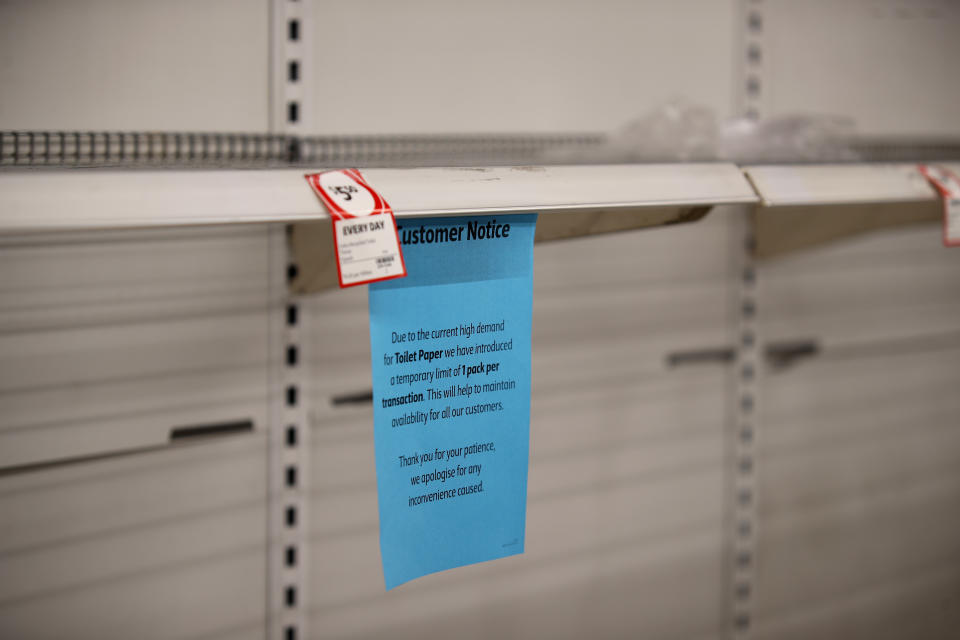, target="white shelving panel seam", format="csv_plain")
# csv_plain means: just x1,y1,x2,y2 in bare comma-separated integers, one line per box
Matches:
269,1,314,639
729,2,764,638
729,209,760,640
268,226,310,640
